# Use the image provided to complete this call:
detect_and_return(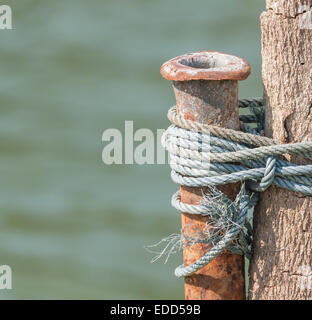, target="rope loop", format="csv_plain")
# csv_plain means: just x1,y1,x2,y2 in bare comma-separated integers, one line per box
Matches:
259,156,277,191
159,98,312,278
